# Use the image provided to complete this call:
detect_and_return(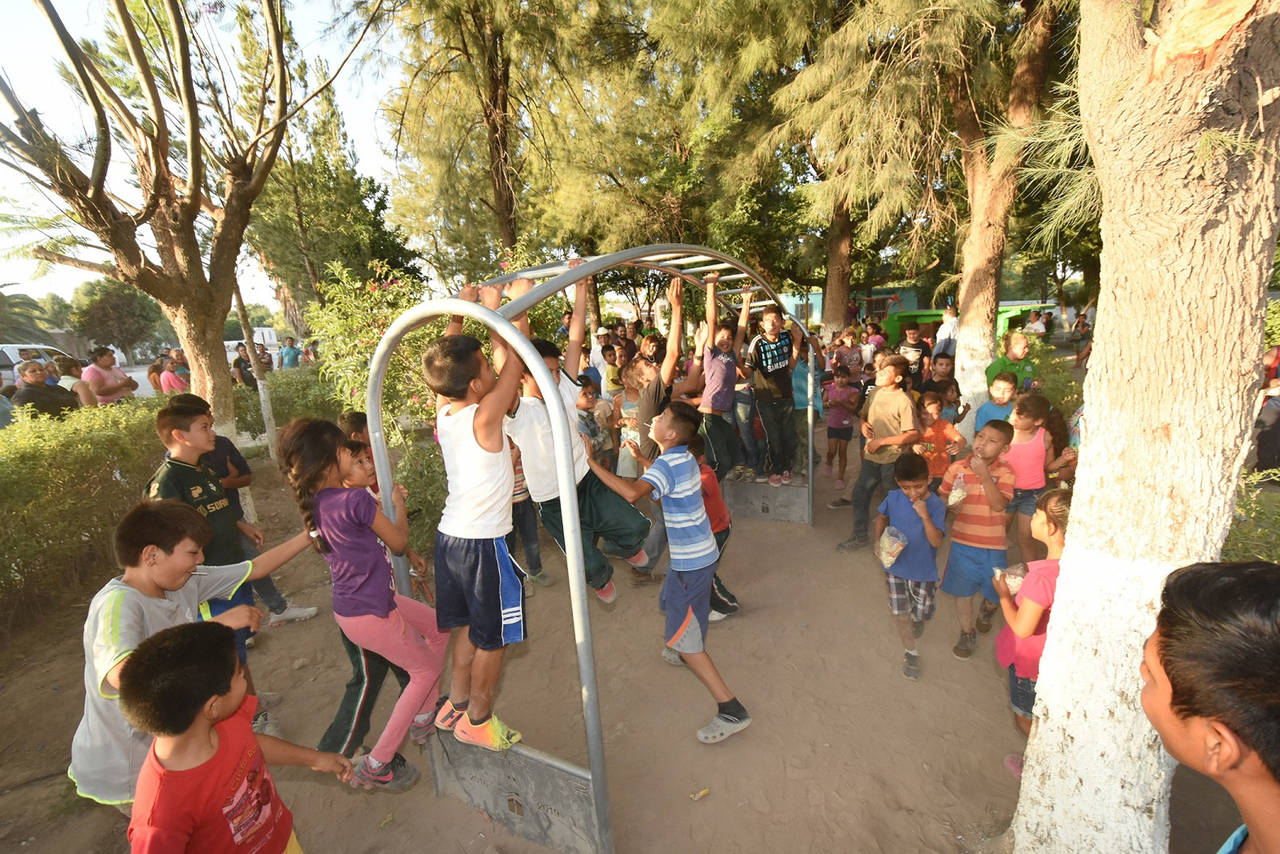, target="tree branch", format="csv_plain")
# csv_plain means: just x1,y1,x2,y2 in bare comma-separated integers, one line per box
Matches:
111,0,169,159
247,0,290,197
163,0,203,221
29,246,117,277
35,0,110,203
